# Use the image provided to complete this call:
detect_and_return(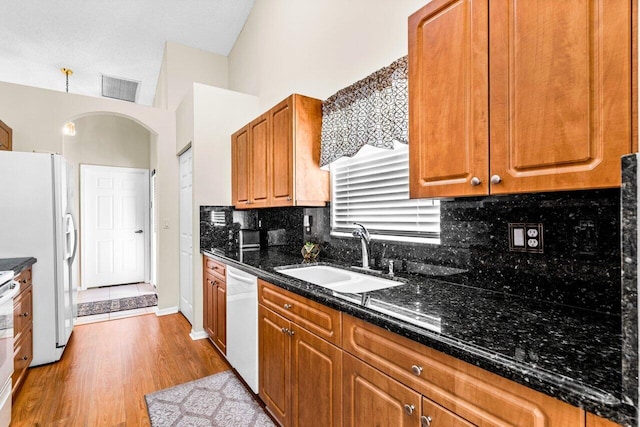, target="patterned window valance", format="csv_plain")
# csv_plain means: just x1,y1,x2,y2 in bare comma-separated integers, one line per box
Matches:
320,56,408,167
